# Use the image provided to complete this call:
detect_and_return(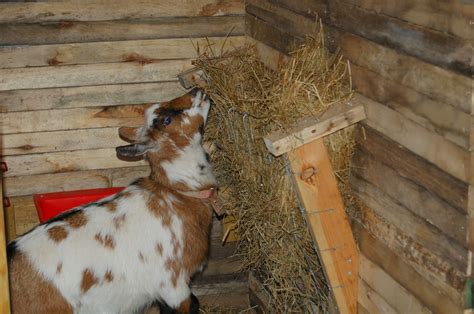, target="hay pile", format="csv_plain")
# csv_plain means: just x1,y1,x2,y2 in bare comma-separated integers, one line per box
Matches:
195,31,356,311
